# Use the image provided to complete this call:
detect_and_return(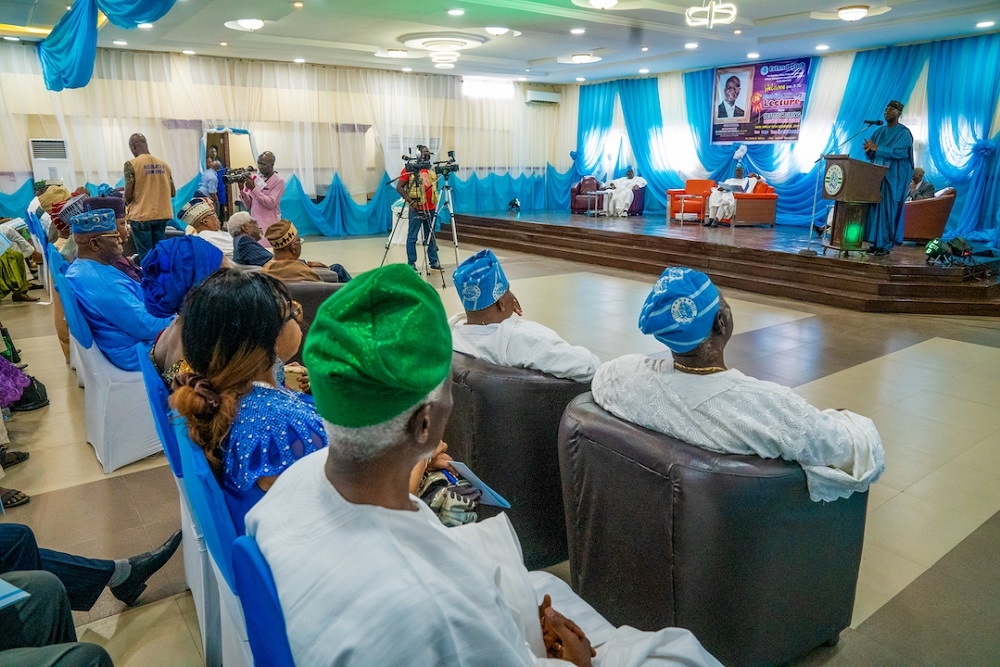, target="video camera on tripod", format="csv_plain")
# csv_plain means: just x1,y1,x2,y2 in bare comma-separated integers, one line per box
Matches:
401,149,460,177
